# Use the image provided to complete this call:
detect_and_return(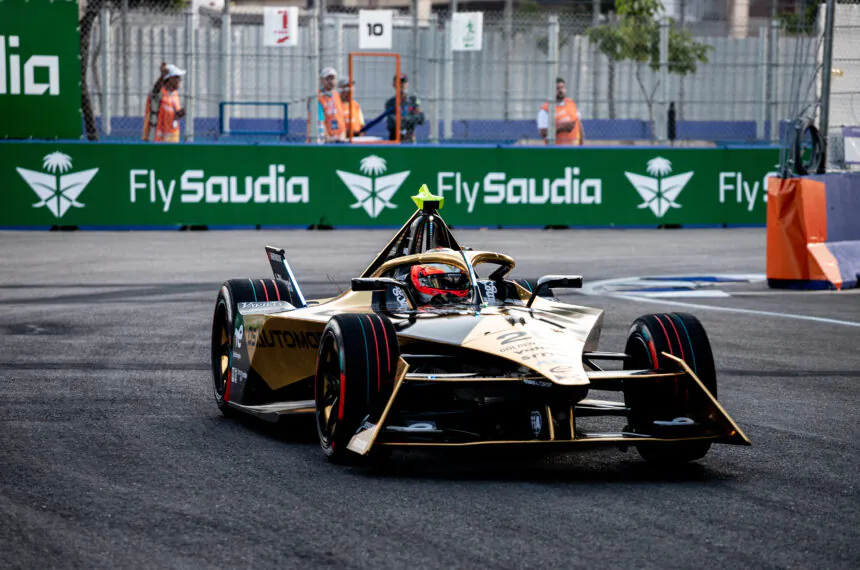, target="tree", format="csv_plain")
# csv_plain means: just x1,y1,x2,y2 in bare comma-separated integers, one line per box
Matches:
586,0,711,138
